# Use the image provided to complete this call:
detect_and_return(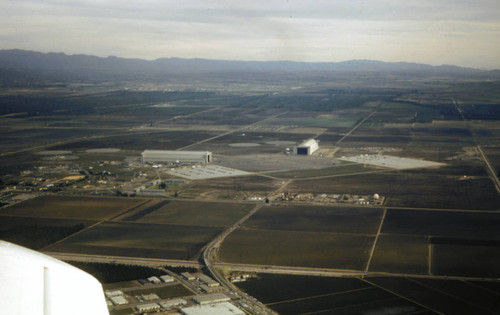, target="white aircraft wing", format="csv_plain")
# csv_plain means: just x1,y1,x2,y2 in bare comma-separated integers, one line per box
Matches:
0,240,109,315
